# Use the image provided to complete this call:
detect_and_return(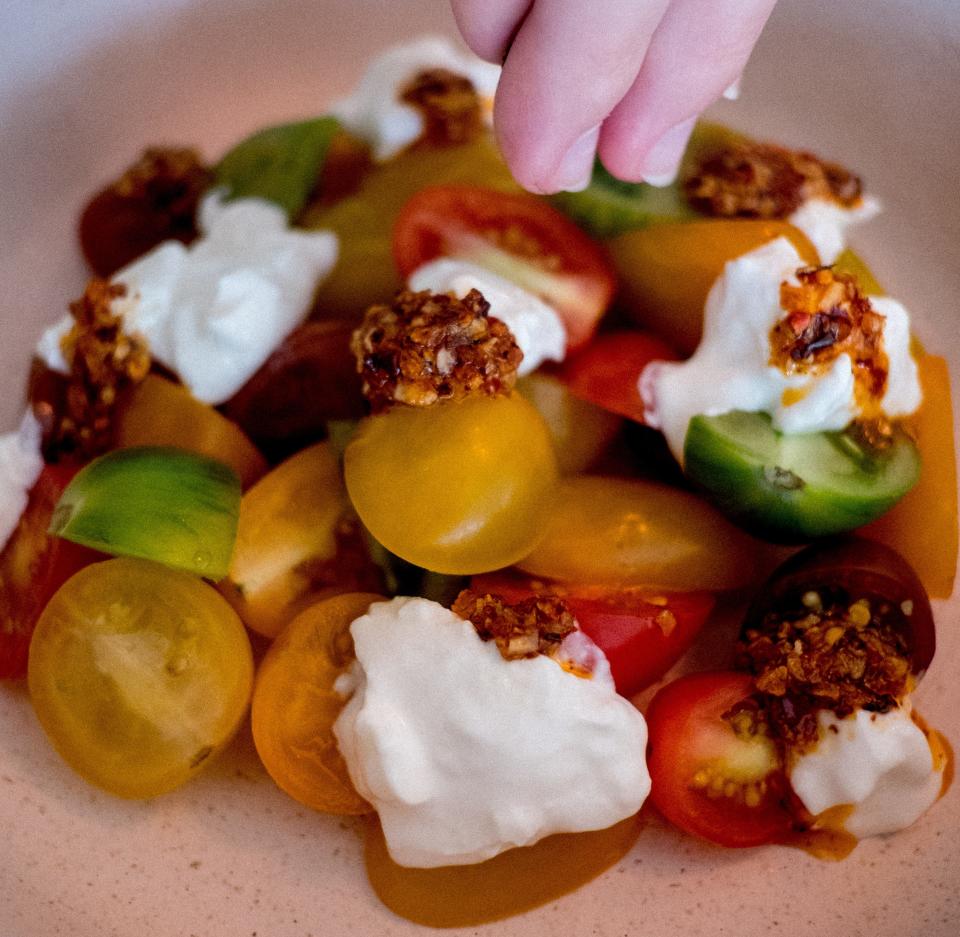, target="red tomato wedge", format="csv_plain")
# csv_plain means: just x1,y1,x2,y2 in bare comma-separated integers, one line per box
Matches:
557,331,678,425
392,185,616,350
470,570,714,697
646,671,793,848
0,464,102,679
